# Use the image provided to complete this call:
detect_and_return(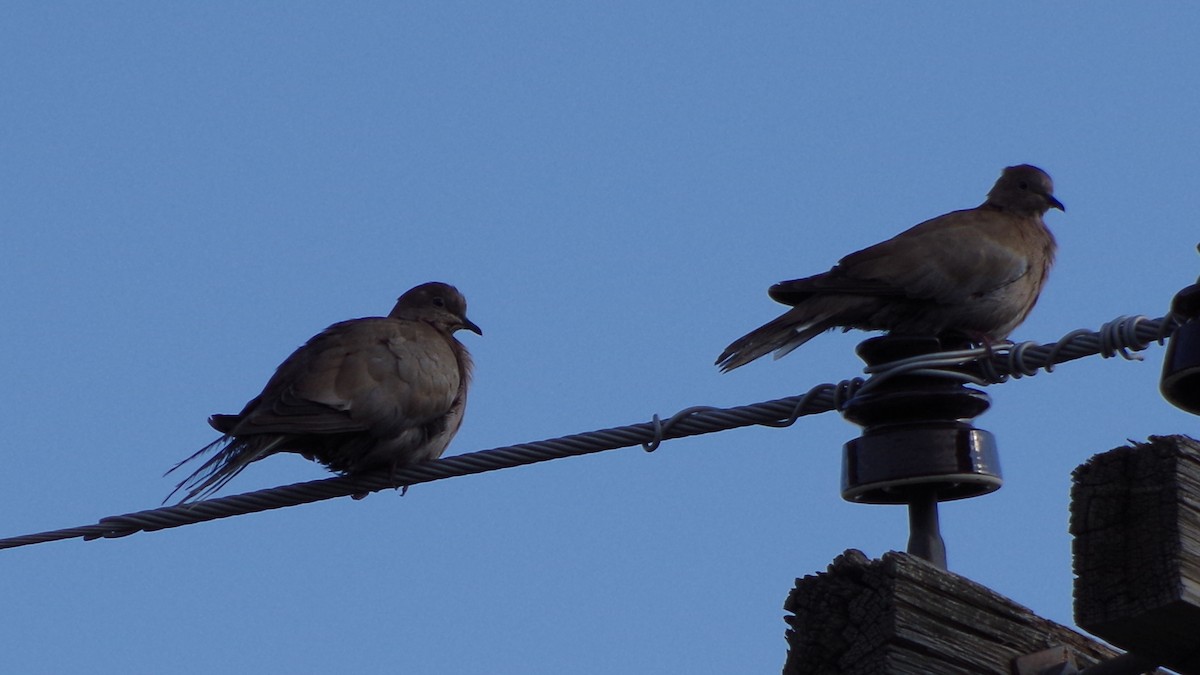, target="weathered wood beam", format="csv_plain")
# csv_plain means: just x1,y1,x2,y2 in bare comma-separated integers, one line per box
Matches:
783,550,1125,674
1072,434,1200,674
